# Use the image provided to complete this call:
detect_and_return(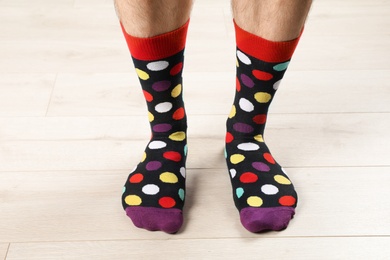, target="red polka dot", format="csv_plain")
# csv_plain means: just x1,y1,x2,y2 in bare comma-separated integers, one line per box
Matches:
170,62,183,76
236,77,241,92
129,173,143,183
240,172,258,183
226,132,234,143
143,90,153,102
279,196,296,206
252,70,273,81
263,153,275,164
253,114,267,124
163,151,182,162
172,107,185,120
159,197,176,208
